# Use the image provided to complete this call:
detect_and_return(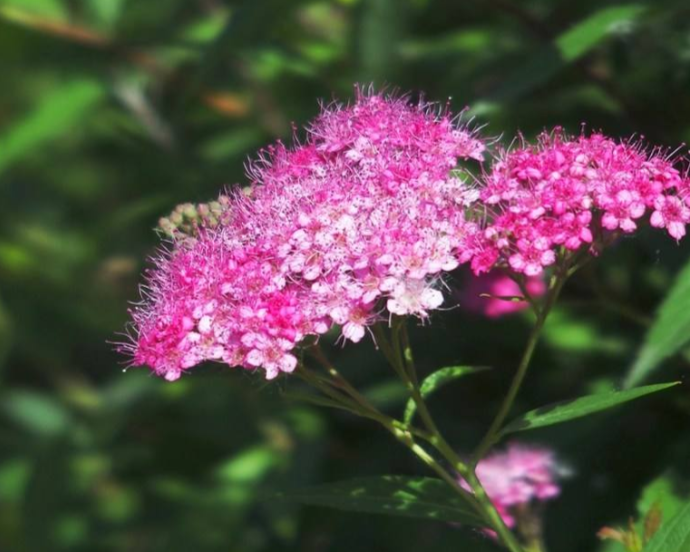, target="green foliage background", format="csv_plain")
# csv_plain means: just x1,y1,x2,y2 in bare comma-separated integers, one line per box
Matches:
1,0,690,551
